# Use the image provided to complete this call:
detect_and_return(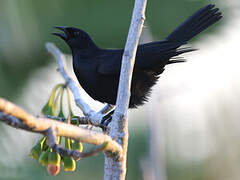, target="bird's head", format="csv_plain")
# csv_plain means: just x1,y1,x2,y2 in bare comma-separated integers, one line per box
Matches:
53,26,97,50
